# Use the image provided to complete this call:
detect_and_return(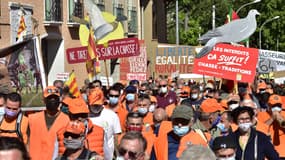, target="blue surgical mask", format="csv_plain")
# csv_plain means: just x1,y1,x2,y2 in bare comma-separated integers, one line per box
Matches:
173,125,190,136
217,122,228,133
126,94,135,101
138,107,148,115
109,97,119,105
0,107,5,115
